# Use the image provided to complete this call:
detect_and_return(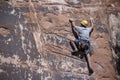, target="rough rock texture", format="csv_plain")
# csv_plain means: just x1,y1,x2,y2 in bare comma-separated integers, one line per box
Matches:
0,0,120,80
108,9,120,79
